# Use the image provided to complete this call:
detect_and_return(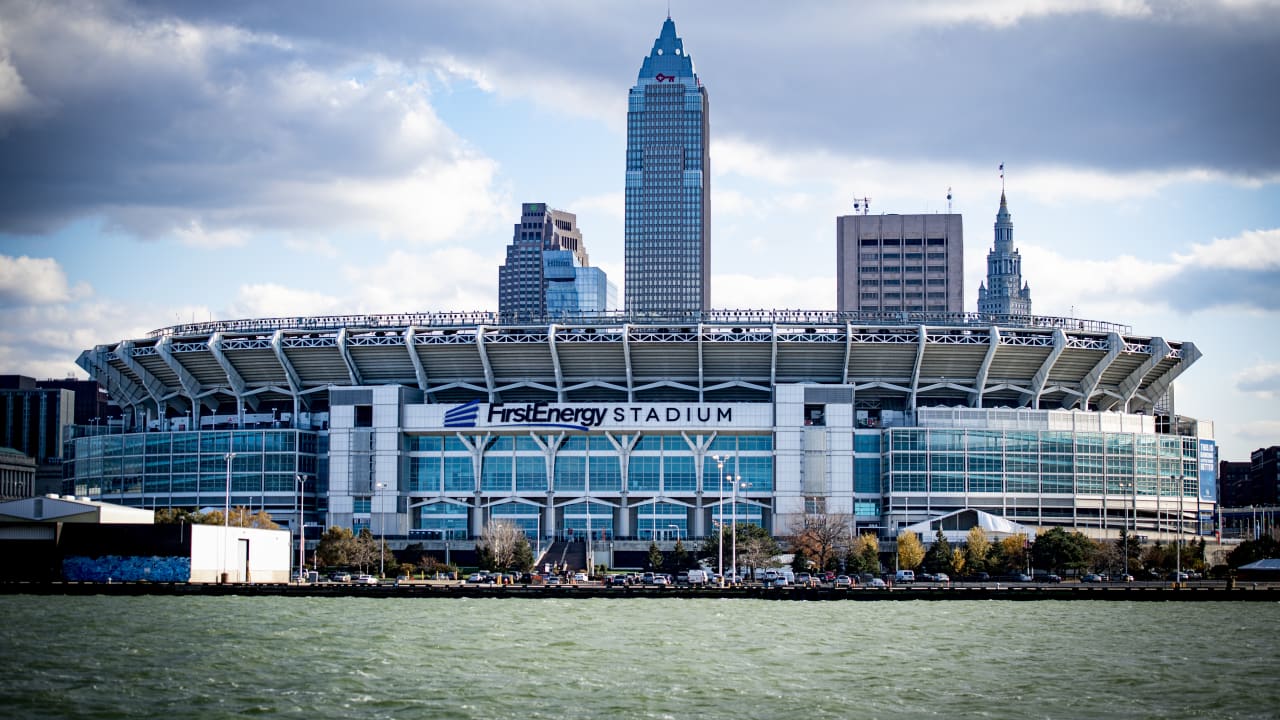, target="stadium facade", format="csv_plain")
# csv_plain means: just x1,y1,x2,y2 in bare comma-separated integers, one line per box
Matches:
67,310,1218,555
